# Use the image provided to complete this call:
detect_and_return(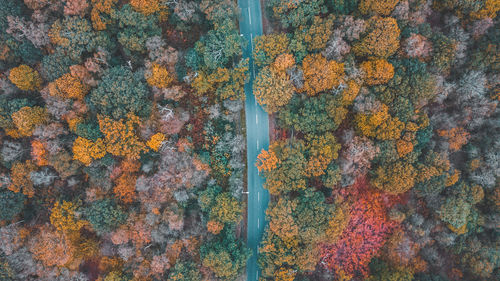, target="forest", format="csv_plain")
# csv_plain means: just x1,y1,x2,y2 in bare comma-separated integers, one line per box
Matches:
0,0,498,281
254,0,498,280
1,0,249,280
